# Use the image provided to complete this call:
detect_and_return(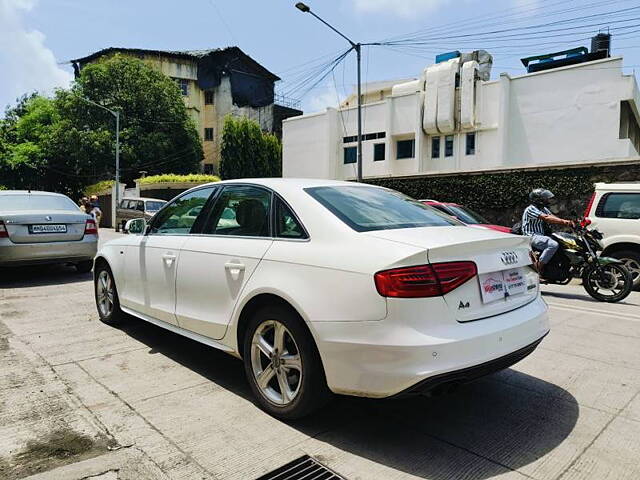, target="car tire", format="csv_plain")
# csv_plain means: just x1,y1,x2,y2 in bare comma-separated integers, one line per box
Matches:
94,264,125,326
609,250,640,290
75,260,93,274
243,304,331,419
